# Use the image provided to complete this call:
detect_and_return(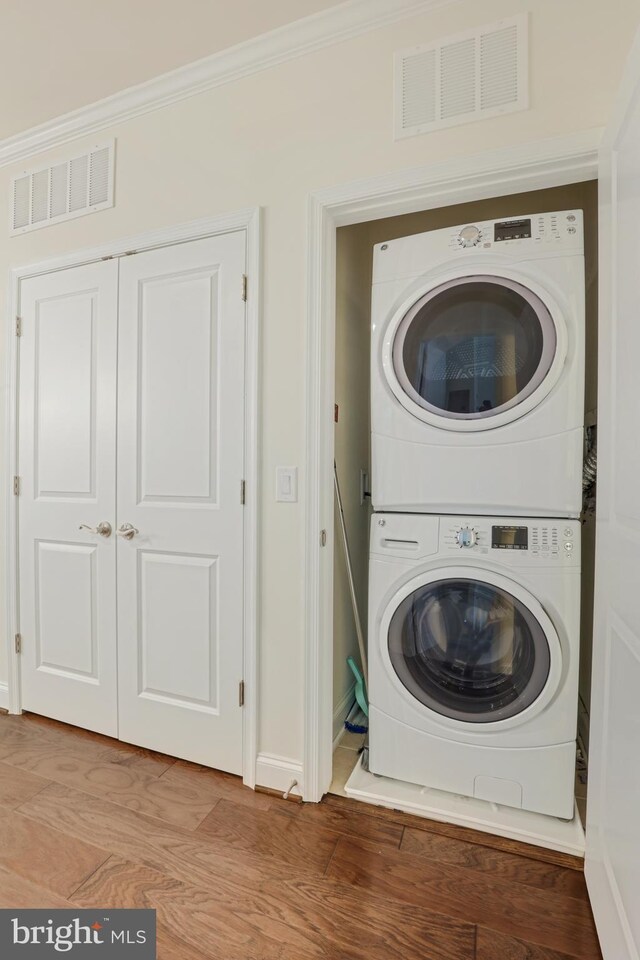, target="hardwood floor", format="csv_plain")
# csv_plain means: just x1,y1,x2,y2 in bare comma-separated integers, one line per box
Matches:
0,713,601,960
